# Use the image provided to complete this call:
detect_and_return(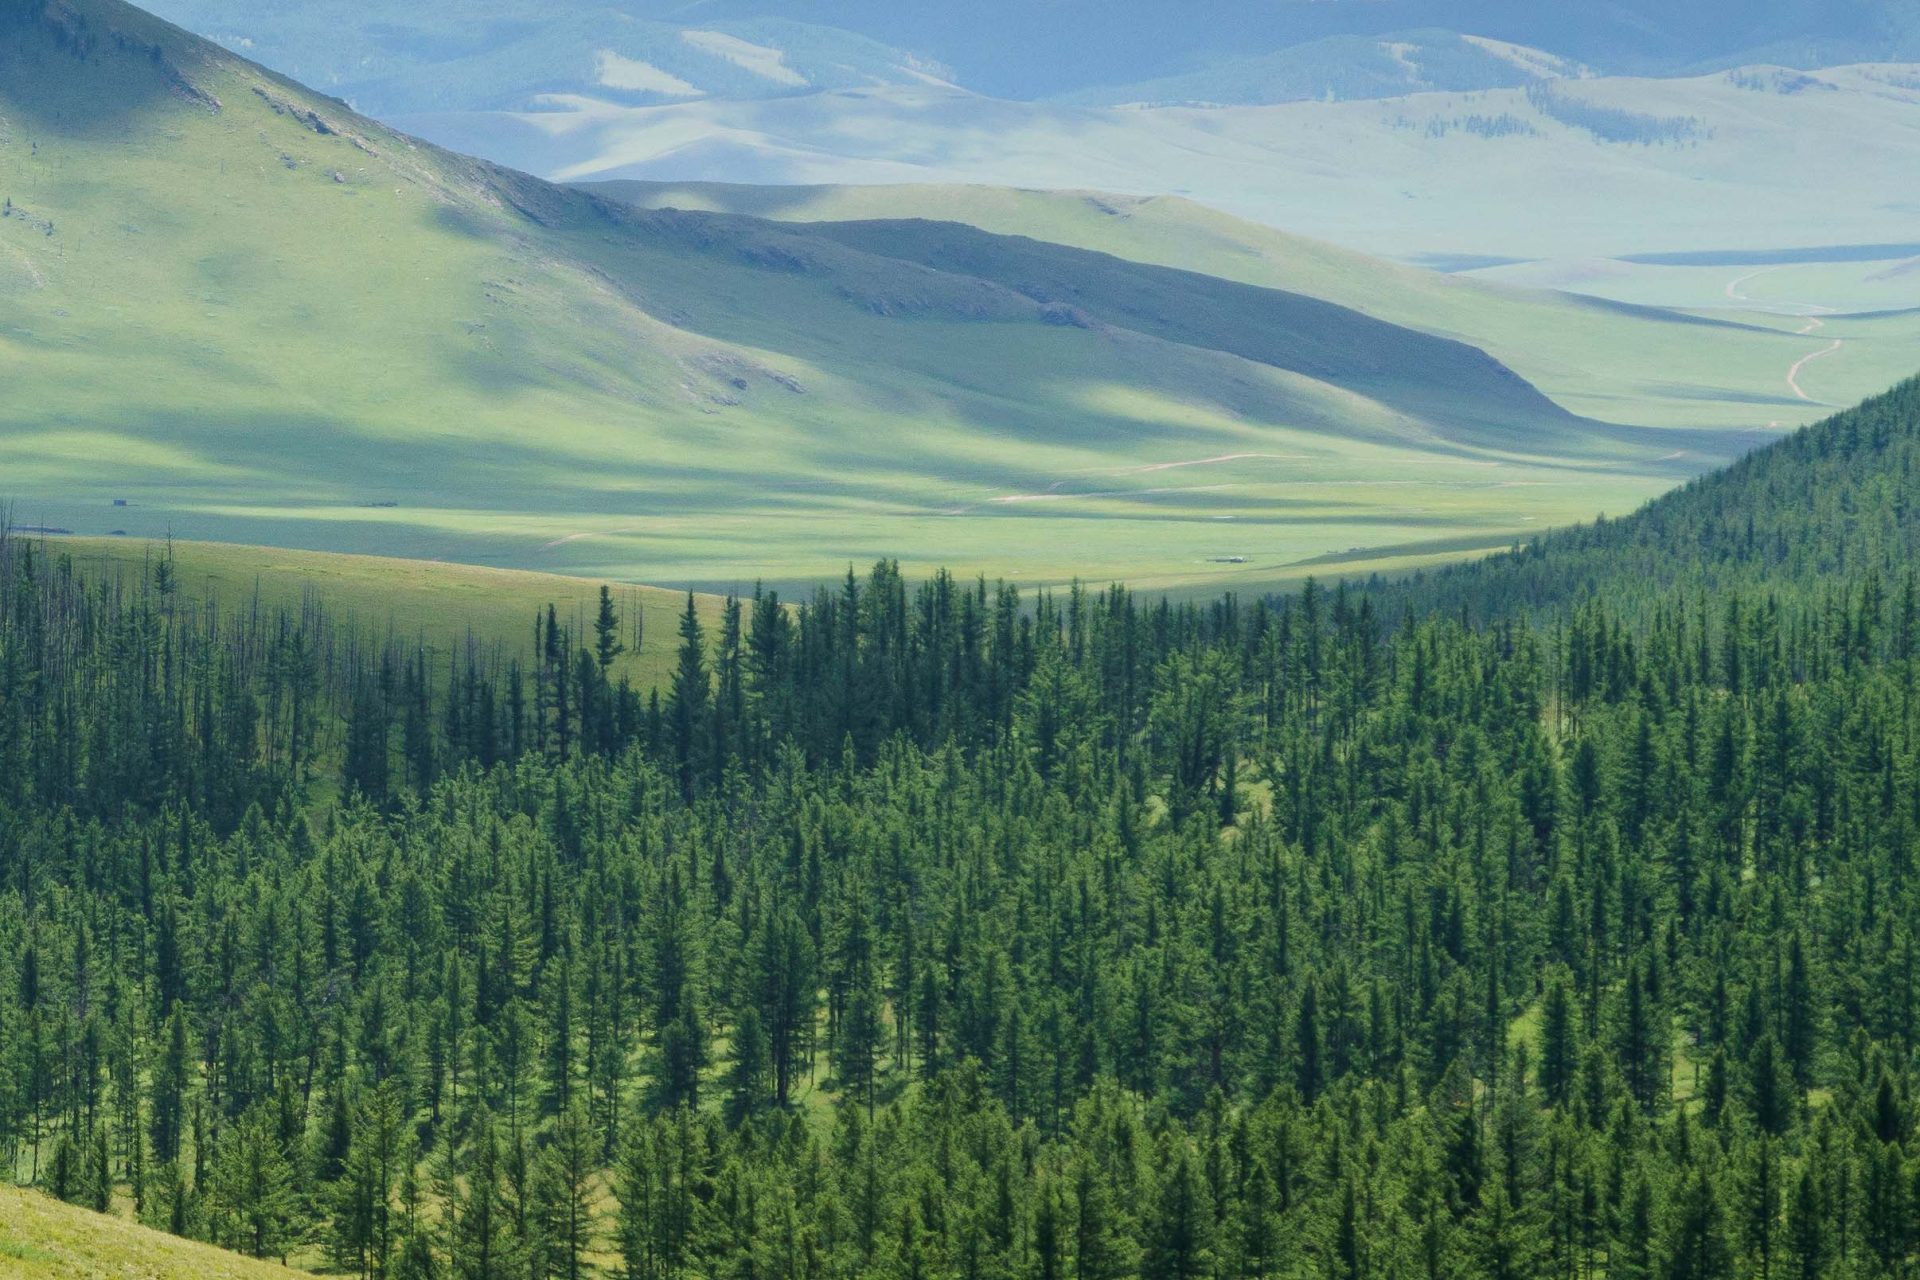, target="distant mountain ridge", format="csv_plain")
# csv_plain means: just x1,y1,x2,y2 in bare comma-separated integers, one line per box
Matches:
411,63,1920,266
123,0,1920,280
1064,30,1591,108
133,0,953,114
136,0,1920,110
